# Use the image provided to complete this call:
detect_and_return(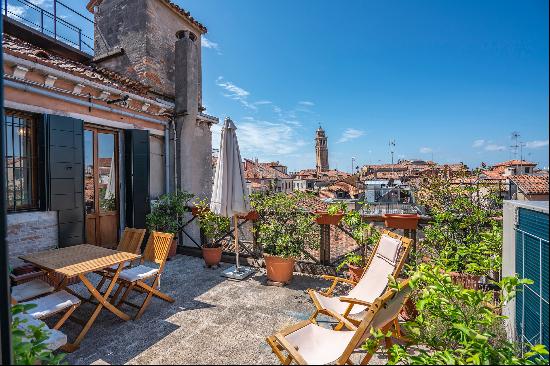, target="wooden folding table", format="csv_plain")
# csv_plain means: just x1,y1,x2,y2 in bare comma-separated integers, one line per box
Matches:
21,244,140,352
